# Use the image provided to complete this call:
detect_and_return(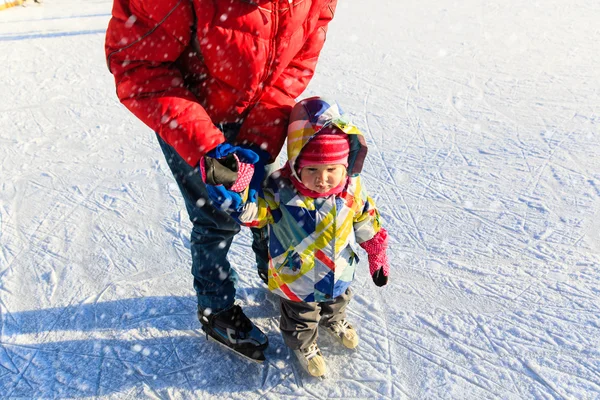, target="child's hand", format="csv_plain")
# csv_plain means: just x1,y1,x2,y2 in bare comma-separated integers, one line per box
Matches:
360,229,389,287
